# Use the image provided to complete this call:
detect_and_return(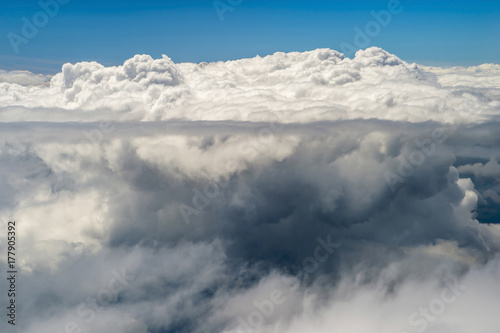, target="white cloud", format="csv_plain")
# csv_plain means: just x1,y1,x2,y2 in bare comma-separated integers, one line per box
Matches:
0,47,498,124
0,69,50,86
